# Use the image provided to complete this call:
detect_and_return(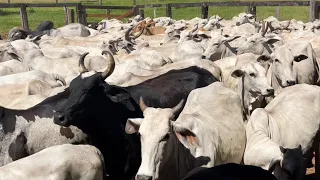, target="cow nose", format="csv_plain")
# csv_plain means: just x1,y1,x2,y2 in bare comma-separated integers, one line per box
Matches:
53,112,65,123
286,80,296,86
136,175,152,180
266,88,274,95
201,55,206,59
